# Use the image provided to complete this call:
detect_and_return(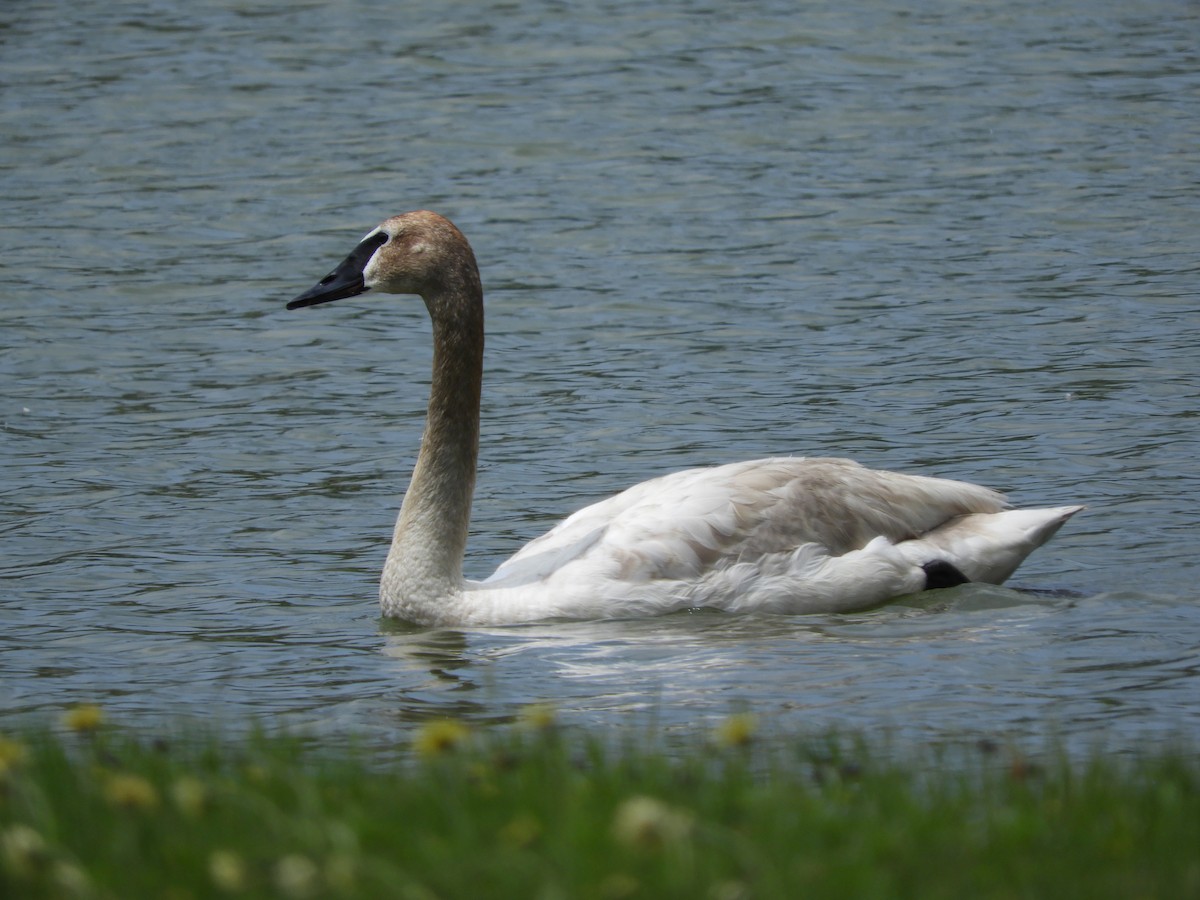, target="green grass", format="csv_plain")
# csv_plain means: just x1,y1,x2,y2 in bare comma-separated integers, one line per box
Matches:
2,712,1198,899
